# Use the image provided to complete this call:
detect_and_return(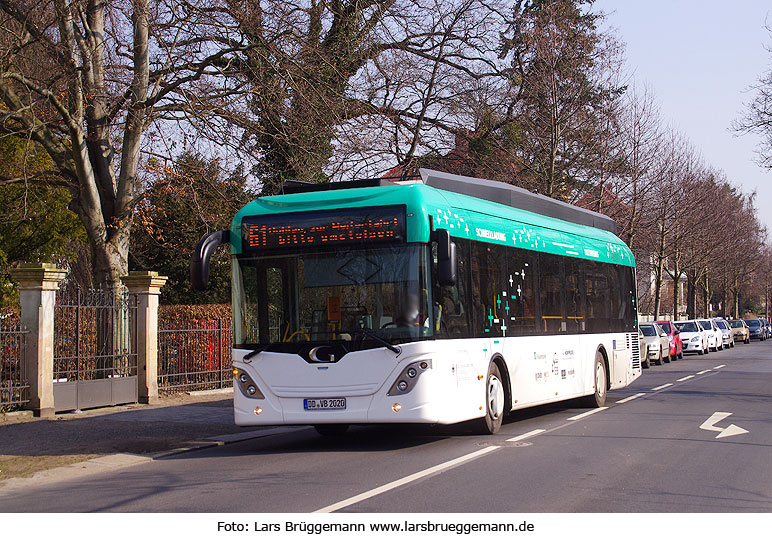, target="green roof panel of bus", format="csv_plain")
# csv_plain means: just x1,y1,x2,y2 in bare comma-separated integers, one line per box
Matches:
230,183,635,267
